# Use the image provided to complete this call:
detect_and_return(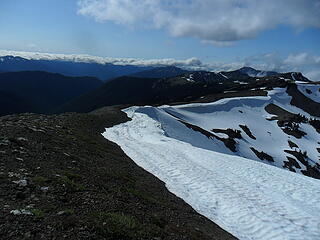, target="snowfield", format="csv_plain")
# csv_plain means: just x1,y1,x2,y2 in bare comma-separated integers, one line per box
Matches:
103,87,320,240
154,88,320,175
297,84,320,103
